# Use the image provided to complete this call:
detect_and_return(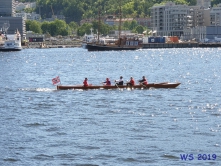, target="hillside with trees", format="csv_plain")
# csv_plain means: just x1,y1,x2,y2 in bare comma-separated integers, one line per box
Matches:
20,0,220,37
20,0,220,23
